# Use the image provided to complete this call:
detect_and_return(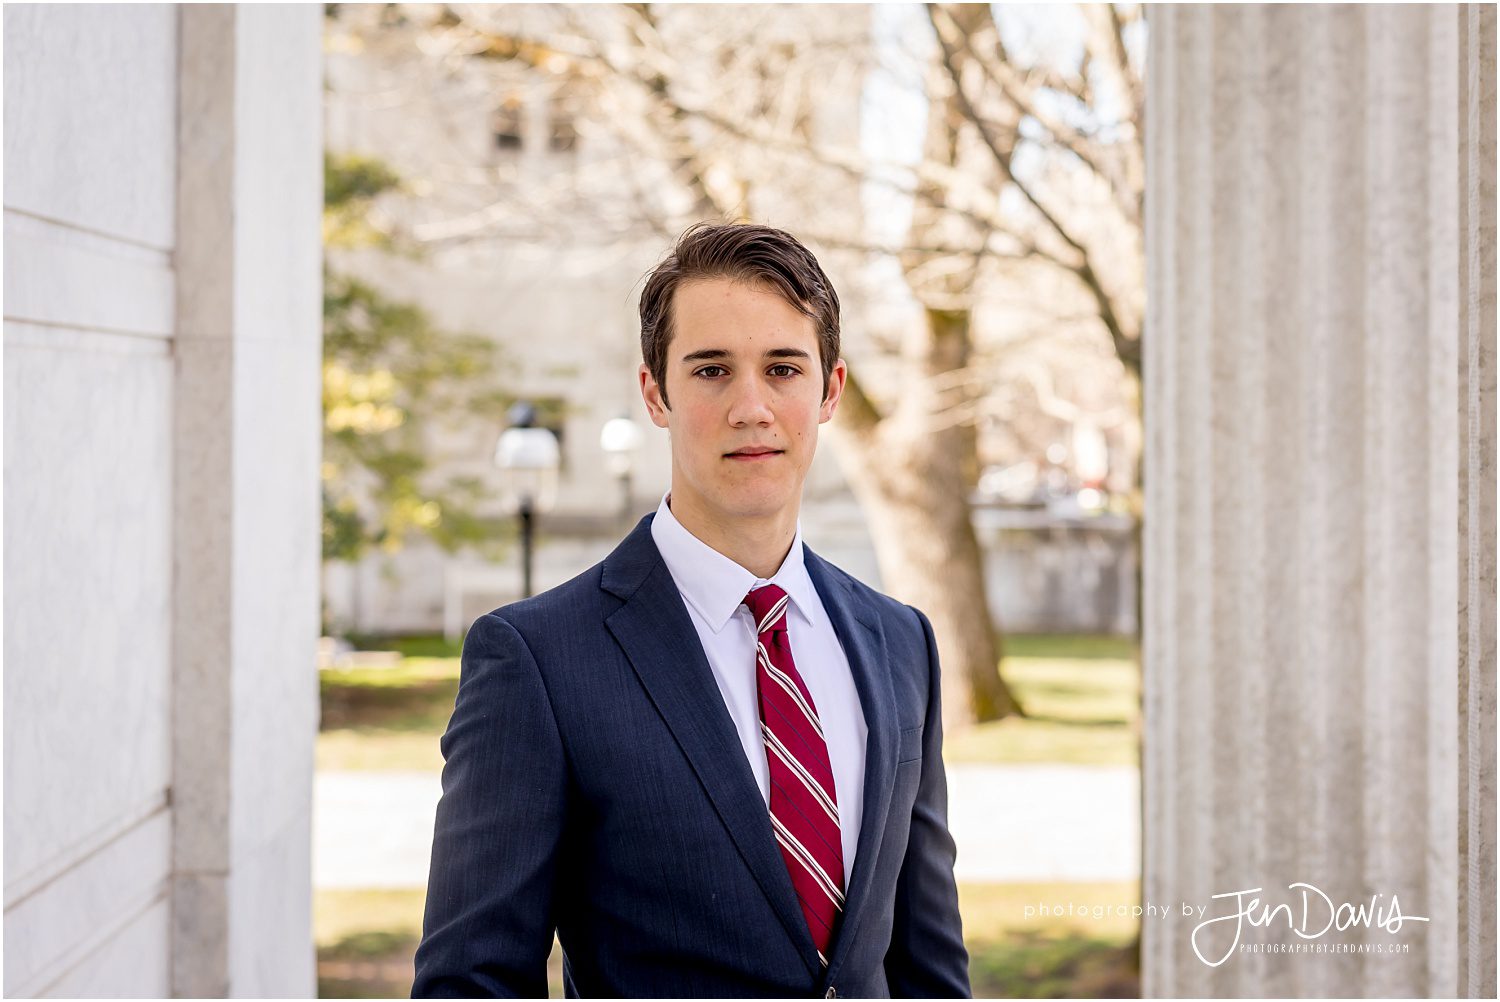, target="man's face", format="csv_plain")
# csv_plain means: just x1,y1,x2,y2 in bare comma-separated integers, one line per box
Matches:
639,277,846,528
